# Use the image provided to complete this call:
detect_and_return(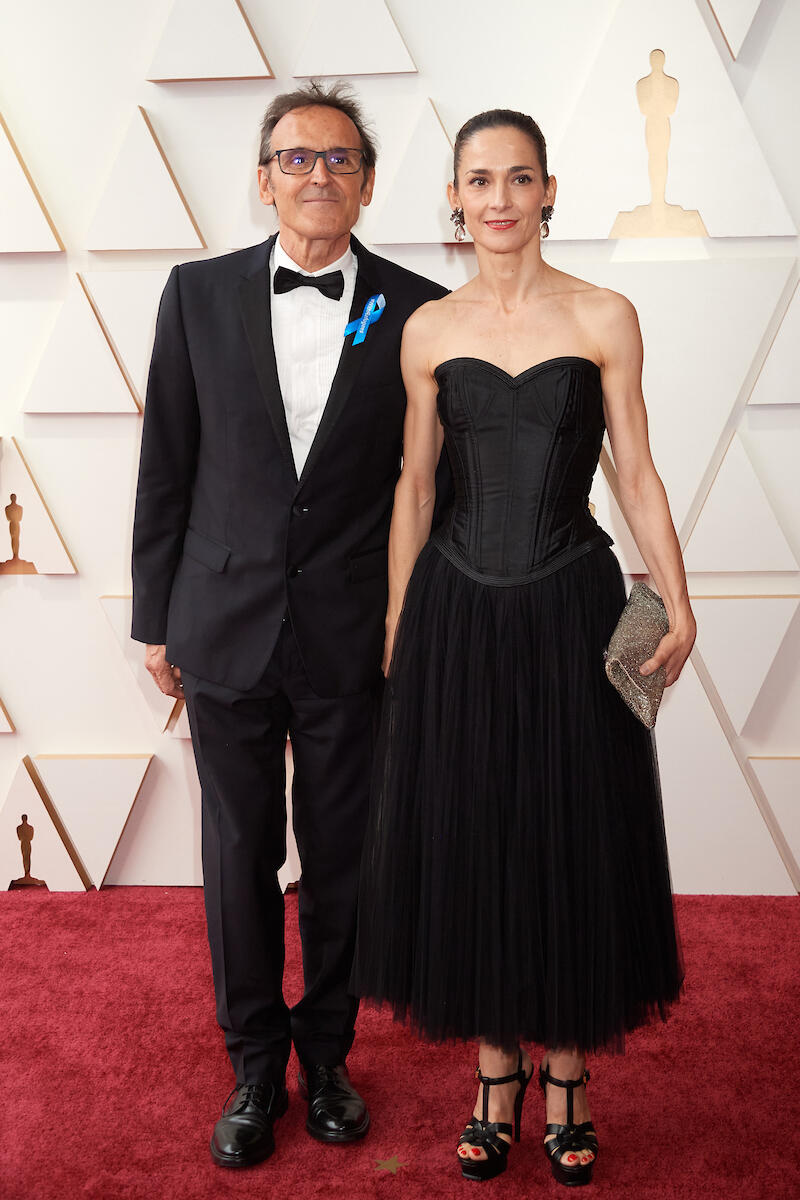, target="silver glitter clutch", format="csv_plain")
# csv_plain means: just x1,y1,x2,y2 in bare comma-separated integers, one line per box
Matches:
604,582,669,729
